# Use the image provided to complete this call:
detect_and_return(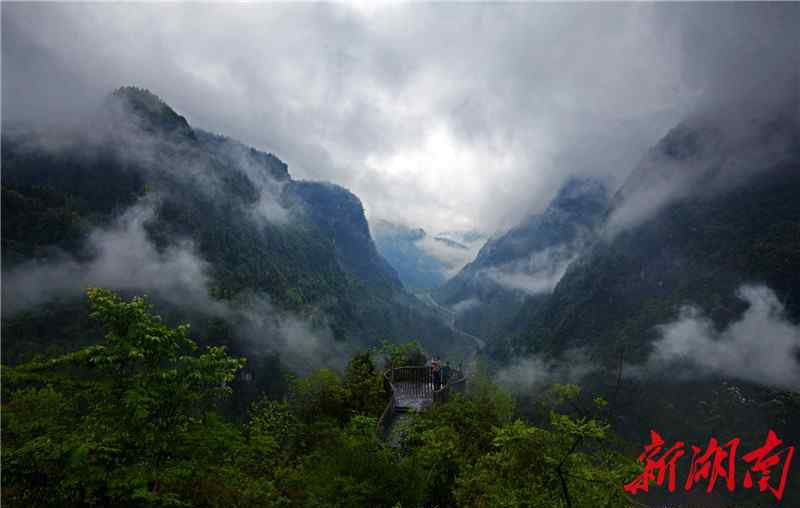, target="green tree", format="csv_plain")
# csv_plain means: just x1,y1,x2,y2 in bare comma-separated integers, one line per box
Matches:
376,340,427,369
343,352,386,417
453,384,637,508
292,415,424,508
2,288,245,507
